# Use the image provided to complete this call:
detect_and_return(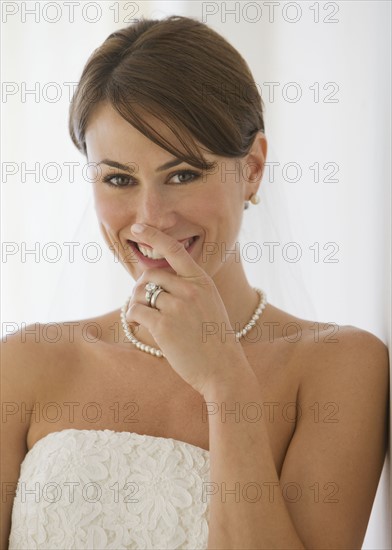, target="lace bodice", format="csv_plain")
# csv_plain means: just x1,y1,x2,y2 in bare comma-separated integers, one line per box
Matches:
8,428,210,549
